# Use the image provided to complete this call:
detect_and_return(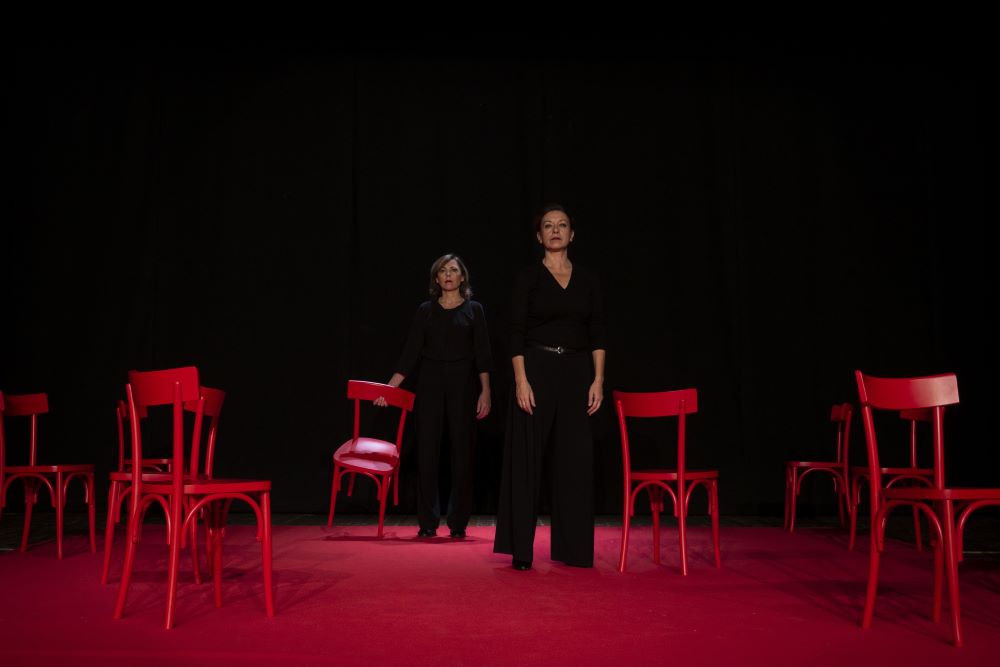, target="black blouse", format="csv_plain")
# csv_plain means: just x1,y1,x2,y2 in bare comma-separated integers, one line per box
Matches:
510,262,606,357
395,300,494,376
